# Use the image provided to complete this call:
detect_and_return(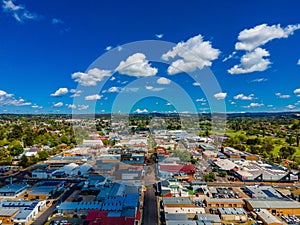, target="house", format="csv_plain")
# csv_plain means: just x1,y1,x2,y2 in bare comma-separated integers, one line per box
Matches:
205,198,245,208
0,200,46,224
31,169,55,179
245,198,300,215
218,208,247,221
0,208,19,224
256,209,283,225
27,181,64,200
0,183,28,198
